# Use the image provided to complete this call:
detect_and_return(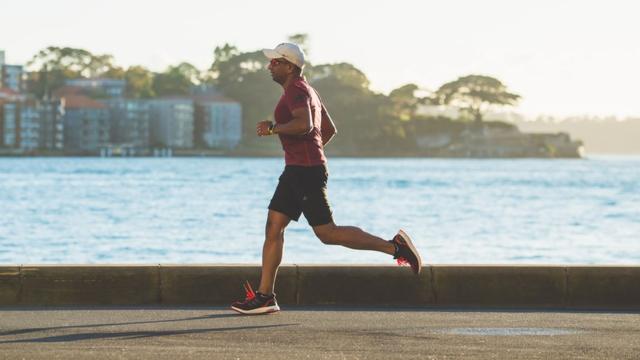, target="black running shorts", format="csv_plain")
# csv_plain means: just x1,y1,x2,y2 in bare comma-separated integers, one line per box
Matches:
268,165,333,227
